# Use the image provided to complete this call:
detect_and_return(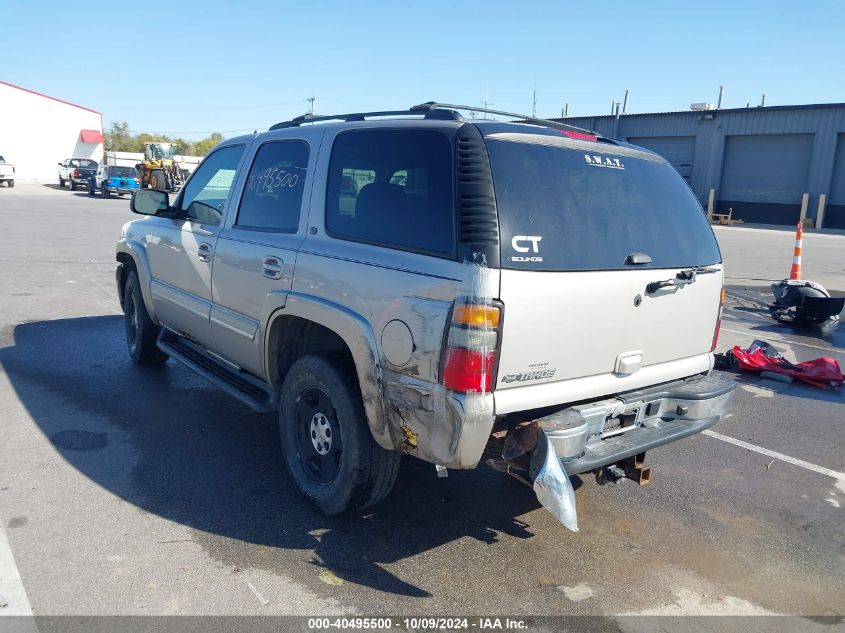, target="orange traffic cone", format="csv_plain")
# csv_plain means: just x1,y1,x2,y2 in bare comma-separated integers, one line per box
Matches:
788,222,803,281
